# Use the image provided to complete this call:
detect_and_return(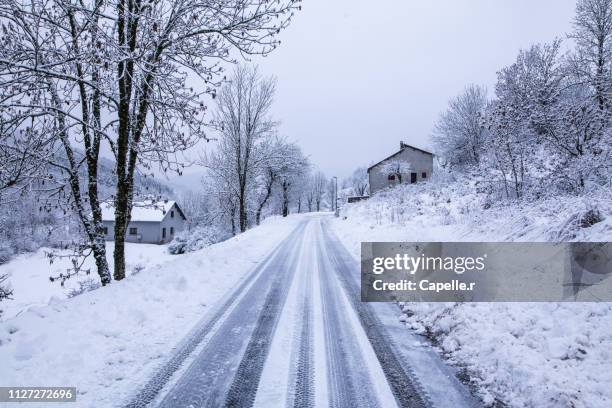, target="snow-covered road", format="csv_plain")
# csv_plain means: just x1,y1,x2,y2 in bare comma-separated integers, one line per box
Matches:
127,215,480,408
